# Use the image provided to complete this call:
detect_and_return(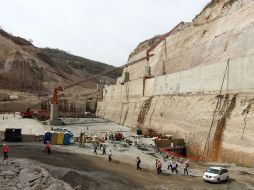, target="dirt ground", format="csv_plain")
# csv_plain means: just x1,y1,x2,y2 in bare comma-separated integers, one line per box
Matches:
1,115,253,189
6,145,253,190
